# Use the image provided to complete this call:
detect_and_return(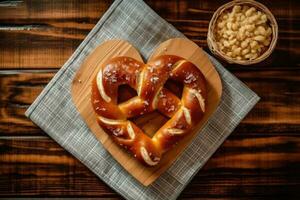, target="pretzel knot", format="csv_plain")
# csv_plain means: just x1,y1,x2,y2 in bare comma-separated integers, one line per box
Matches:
92,55,207,166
